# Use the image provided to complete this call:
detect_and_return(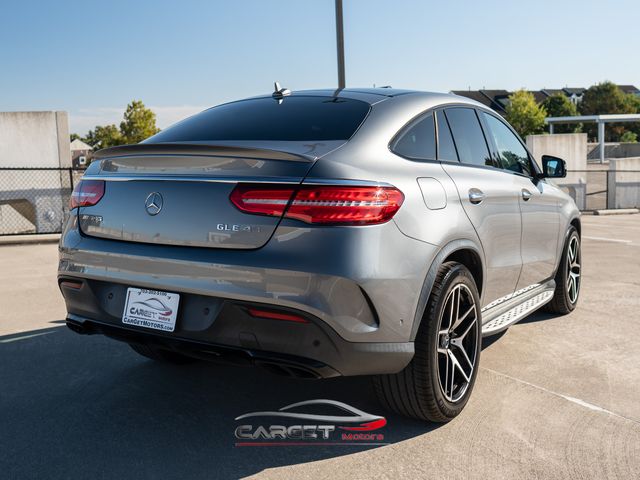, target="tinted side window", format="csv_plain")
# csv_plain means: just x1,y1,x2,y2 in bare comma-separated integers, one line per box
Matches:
436,110,458,162
482,113,532,176
146,96,370,142
391,113,436,160
444,108,492,167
